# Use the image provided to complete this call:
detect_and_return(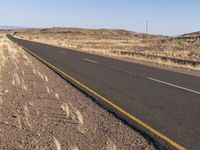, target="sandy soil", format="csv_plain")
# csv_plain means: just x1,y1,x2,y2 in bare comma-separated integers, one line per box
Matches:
0,35,155,149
